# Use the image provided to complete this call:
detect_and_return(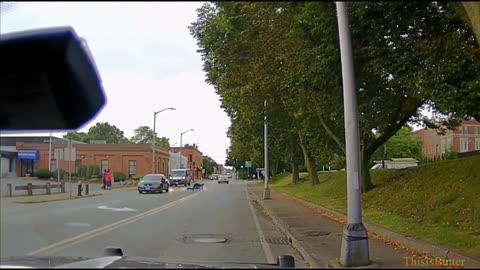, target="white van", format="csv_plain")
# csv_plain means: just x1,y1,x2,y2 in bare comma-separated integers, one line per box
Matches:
169,169,192,187
371,158,418,170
